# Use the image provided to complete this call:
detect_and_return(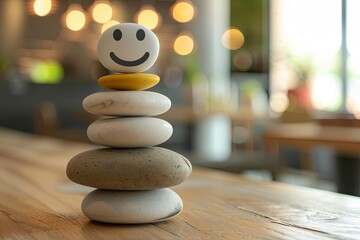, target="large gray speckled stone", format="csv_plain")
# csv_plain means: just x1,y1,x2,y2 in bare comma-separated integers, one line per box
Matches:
81,188,183,224
66,147,192,190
